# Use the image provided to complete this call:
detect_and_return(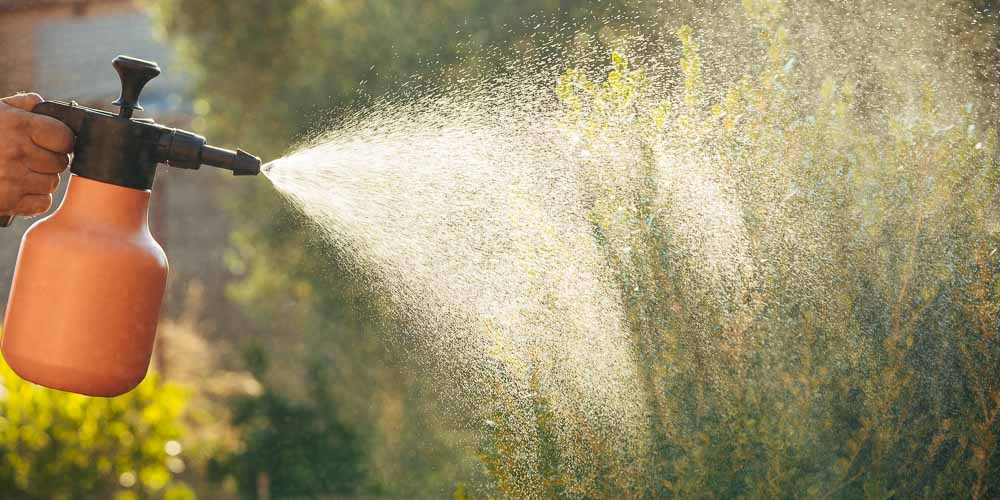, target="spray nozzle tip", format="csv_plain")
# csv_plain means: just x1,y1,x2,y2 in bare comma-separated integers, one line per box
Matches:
199,144,261,176
232,149,262,176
